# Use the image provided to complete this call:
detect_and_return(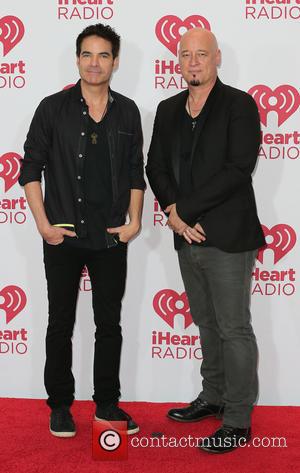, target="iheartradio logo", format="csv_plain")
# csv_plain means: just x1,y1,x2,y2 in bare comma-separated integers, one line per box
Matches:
0,152,22,192
0,16,25,57
153,289,193,329
248,85,300,127
257,224,297,265
0,285,27,324
155,15,211,57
